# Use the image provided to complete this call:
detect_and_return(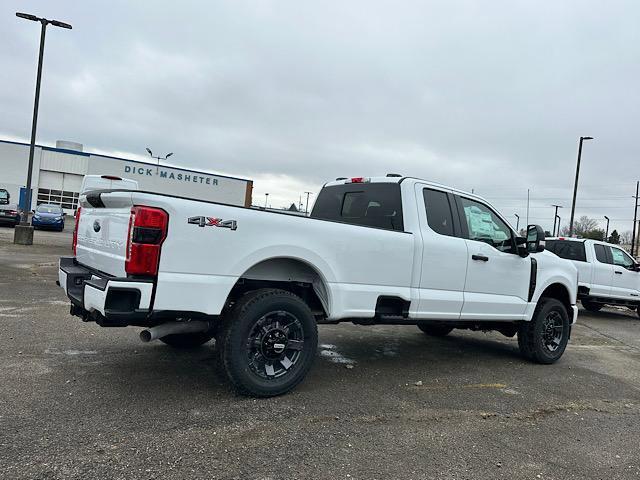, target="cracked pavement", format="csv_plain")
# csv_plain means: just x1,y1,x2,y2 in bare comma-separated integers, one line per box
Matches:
1,225,640,479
